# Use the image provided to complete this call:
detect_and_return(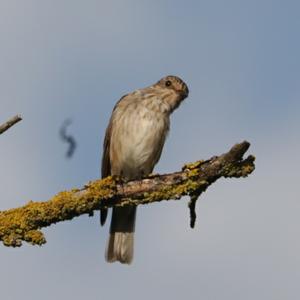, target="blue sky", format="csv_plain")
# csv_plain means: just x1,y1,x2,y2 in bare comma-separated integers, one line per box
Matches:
0,1,299,299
